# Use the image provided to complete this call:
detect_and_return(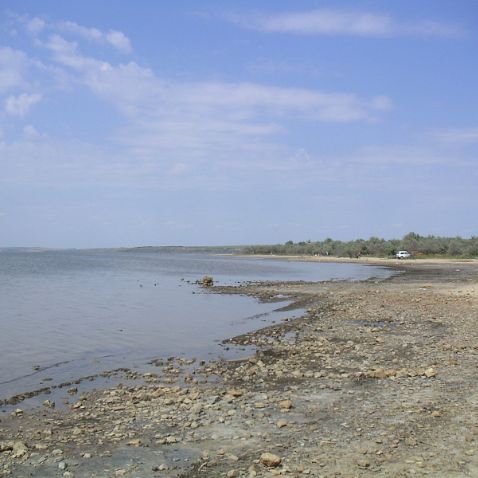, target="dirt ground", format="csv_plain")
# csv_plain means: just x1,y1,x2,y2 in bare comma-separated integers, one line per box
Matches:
1,260,477,477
